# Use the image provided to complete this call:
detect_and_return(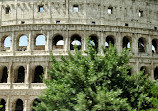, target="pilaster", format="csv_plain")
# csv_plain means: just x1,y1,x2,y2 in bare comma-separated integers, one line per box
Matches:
83,30,86,51
6,98,10,111
116,32,122,53
65,29,69,52
150,62,154,80
100,32,104,54
23,99,27,111
45,65,48,79
27,32,32,51
45,31,50,51
147,35,152,56
26,62,30,85
8,61,12,84
11,32,15,52
136,60,139,74
132,34,138,55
